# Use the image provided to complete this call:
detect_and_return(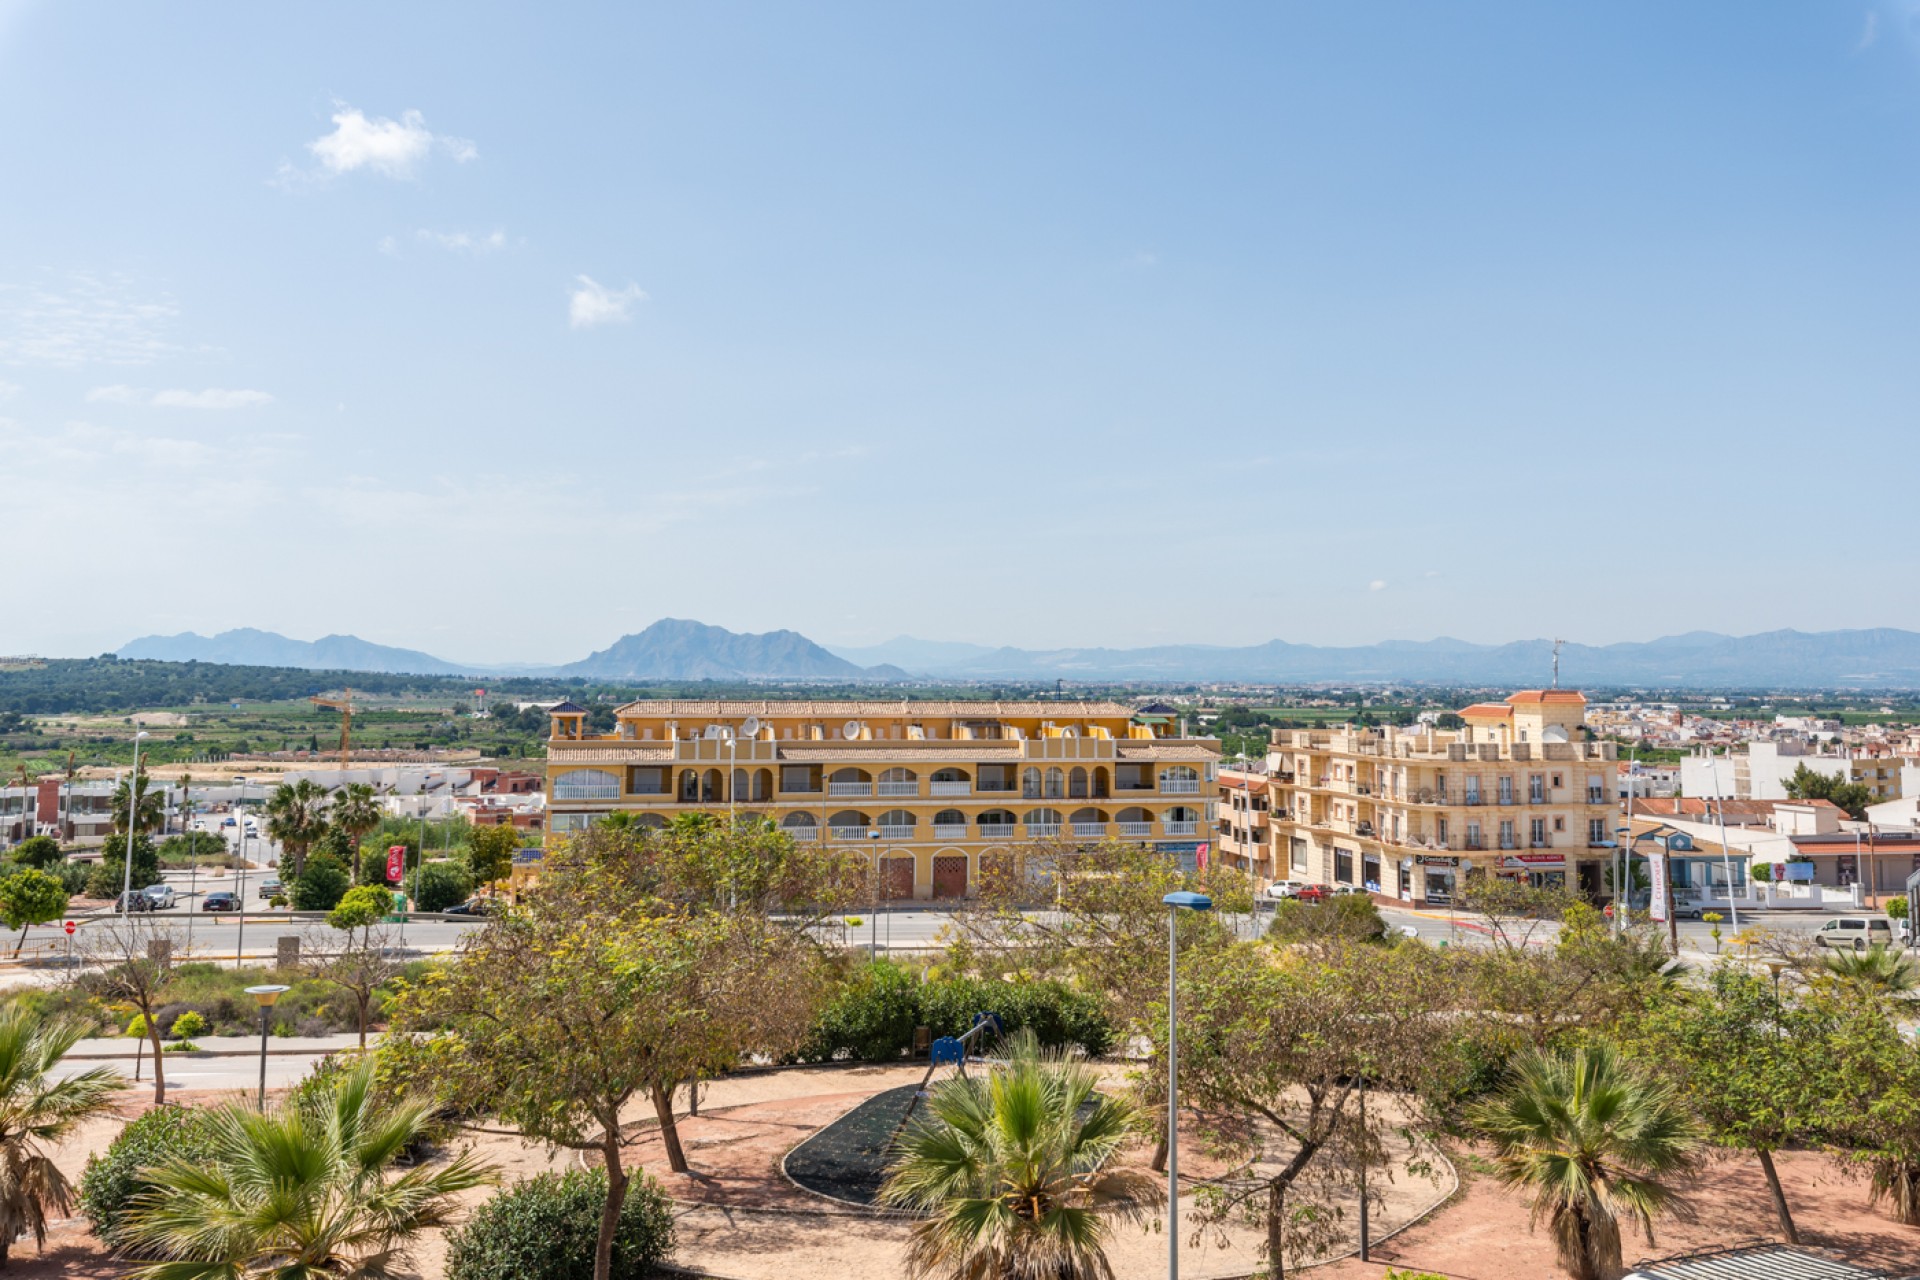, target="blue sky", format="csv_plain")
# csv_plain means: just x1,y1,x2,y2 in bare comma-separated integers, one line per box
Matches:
2,2,1916,663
